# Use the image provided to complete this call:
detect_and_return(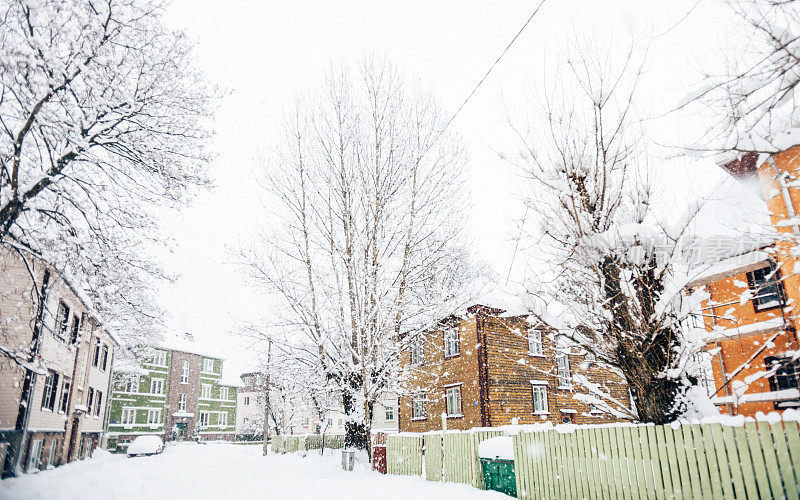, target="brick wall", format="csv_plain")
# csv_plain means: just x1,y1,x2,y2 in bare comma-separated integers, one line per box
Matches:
166,350,200,439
